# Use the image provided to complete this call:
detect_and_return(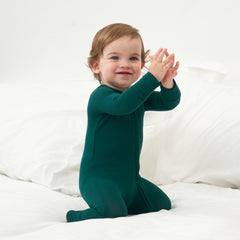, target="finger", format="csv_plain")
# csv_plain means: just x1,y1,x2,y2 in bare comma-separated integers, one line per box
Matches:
154,48,163,58
172,70,178,78
153,48,163,61
169,54,175,67
163,50,170,62
167,53,175,61
173,61,180,71
163,54,174,67
157,48,167,62
163,60,174,70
